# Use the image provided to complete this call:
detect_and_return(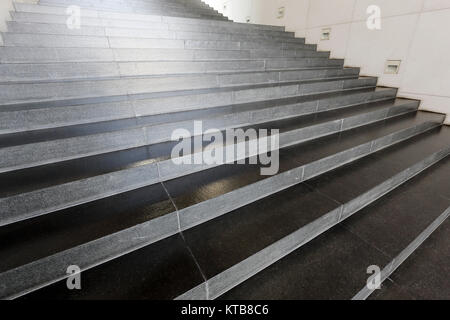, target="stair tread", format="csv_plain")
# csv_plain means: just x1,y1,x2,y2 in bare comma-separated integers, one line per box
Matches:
3,30,306,45
15,119,449,300
0,47,329,64
3,32,303,44
20,233,205,300
0,62,347,84
220,145,450,300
